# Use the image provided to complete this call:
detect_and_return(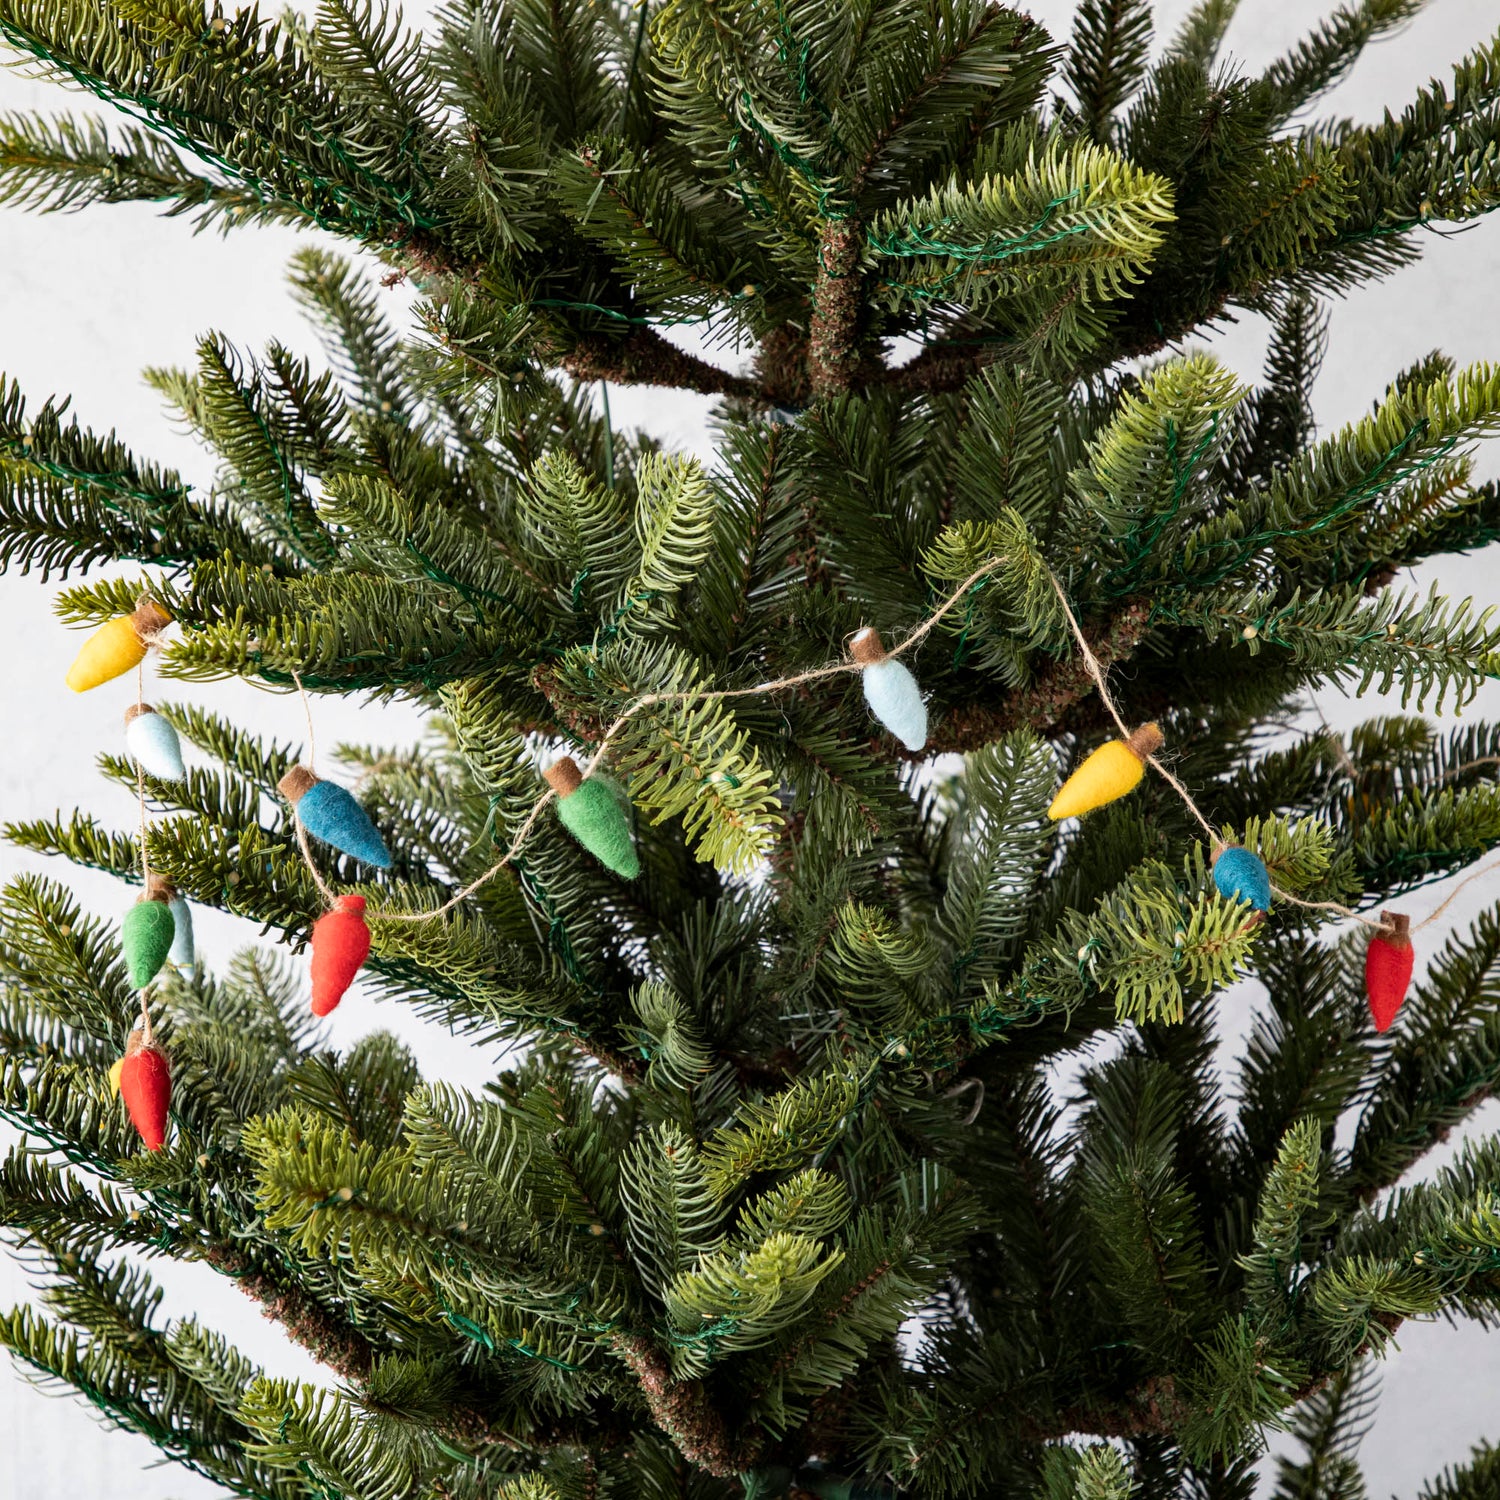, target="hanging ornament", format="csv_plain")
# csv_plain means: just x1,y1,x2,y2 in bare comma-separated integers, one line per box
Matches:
122,875,176,988
850,628,927,752
1212,845,1272,913
1047,724,1165,821
310,894,371,1016
167,894,195,975
65,600,171,692
1365,911,1414,1032
117,1028,170,1151
107,1057,124,1096
124,703,186,781
545,756,641,878
278,765,392,868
